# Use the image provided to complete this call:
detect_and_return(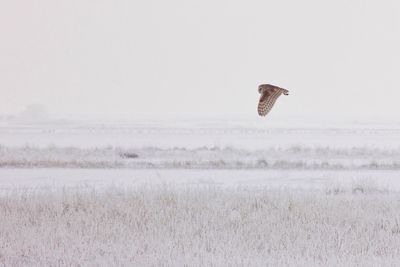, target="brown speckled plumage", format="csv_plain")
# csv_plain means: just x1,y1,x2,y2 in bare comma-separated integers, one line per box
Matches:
257,84,289,117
